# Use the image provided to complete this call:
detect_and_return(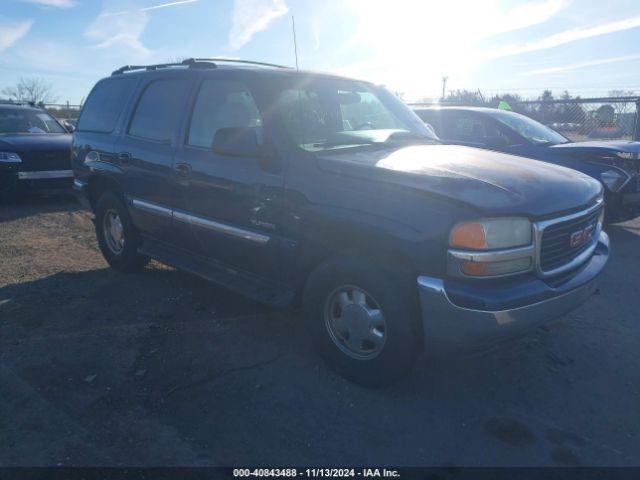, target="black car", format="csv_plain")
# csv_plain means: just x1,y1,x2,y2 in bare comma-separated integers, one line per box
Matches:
413,106,640,220
0,103,73,201
72,59,609,385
